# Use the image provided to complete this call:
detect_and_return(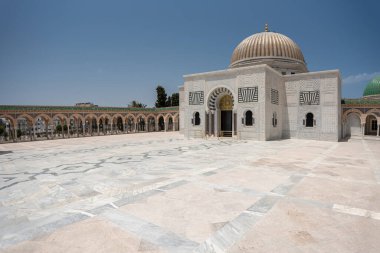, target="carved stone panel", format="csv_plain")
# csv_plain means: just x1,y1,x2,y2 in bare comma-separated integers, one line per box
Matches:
238,87,258,103
189,91,204,105
299,91,320,105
